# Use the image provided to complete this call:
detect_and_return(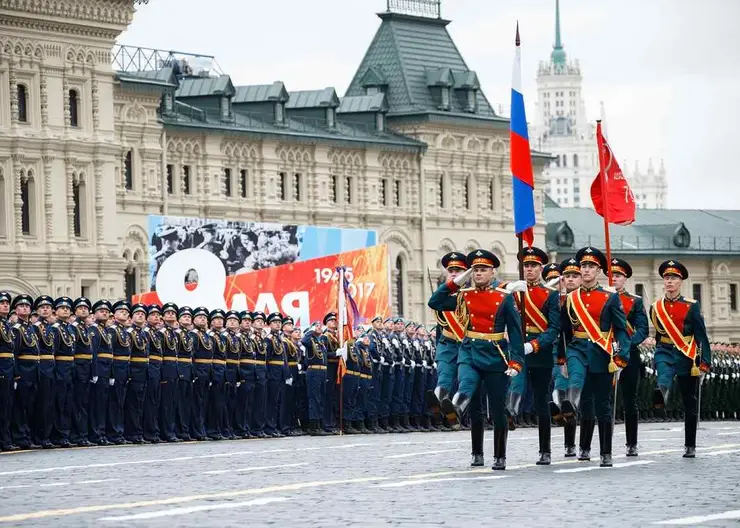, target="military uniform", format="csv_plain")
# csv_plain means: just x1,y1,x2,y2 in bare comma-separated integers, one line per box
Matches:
366,318,386,433
342,337,363,434
301,323,328,435
206,309,227,440
358,333,374,433
50,297,75,448
175,306,194,441
321,313,340,433
280,316,300,436
107,300,132,445
264,312,289,437
235,311,256,438
407,324,425,430
143,306,163,443
32,295,56,448
88,300,113,445
378,321,396,432
650,260,711,457
69,297,93,447
124,304,149,444
11,294,40,449
159,303,181,442
0,291,17,451
250,312,268,438
390,320,409,432
223,311,241,440
190,307,213,441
